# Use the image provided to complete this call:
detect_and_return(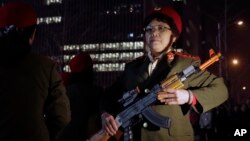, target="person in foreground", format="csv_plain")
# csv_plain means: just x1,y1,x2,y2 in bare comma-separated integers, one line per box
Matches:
58,52,103,141
0,1,71,141
99,6,228,141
